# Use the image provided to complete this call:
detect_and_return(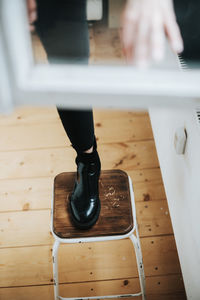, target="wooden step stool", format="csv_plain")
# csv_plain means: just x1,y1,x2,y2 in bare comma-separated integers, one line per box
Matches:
51,169,146,300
